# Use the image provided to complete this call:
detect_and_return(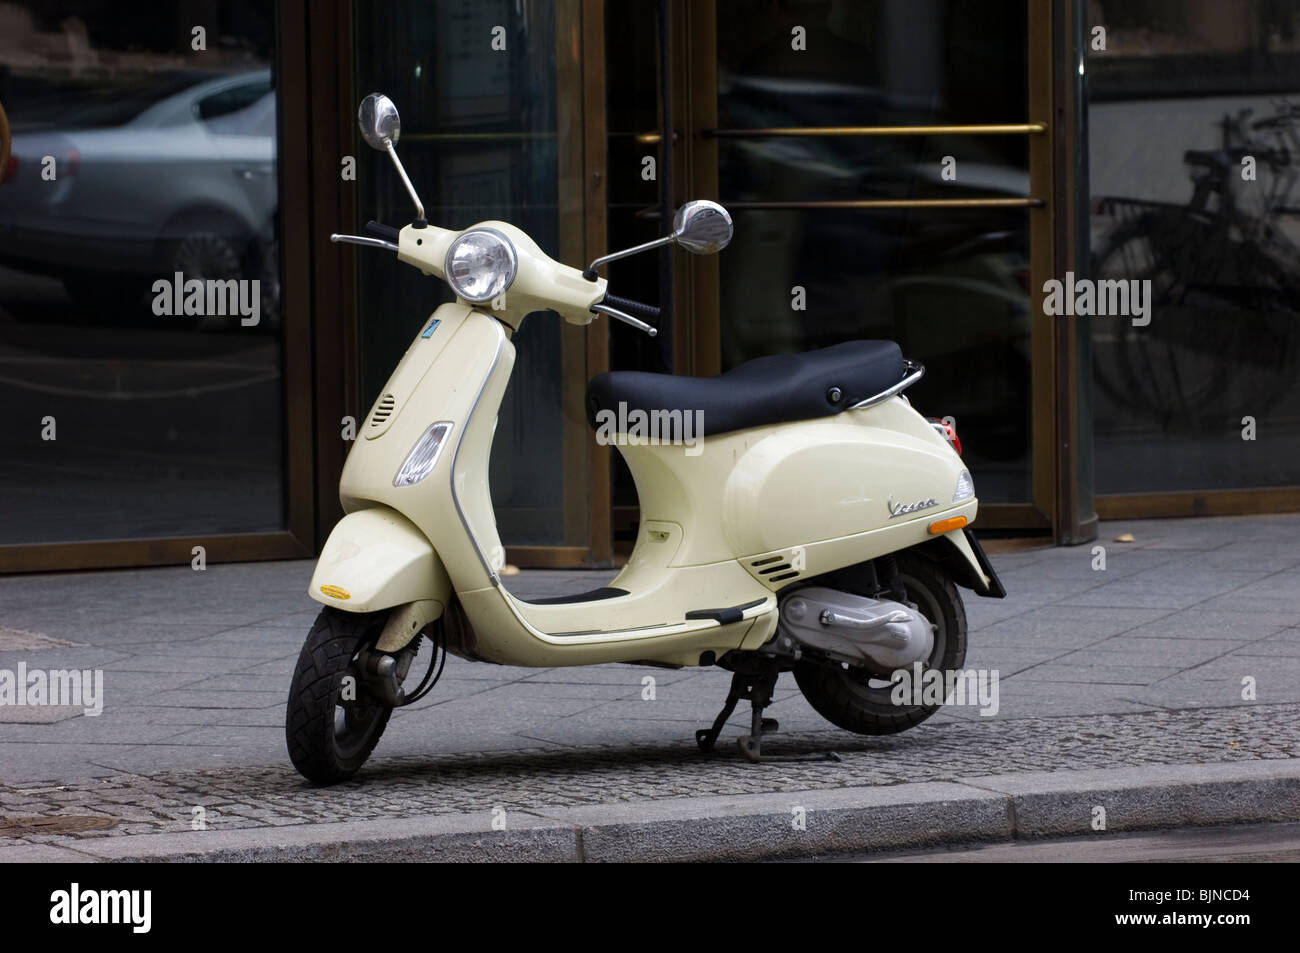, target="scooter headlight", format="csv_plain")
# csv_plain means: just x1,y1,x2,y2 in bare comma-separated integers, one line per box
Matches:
444,228,517,303
953,468,975,503
394,422,454,487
